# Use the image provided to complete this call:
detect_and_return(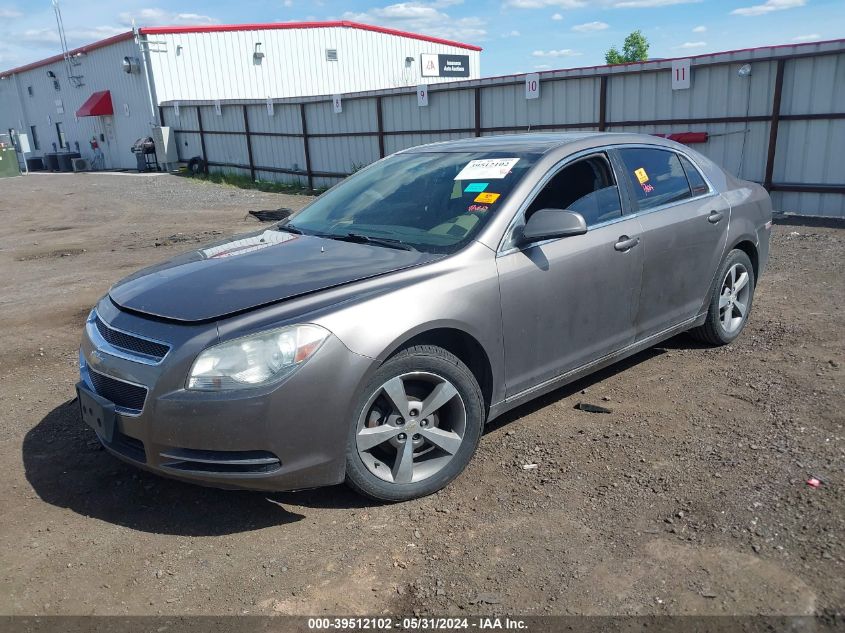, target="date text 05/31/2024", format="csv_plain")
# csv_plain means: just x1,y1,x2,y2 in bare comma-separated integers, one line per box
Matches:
307,617,528,630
